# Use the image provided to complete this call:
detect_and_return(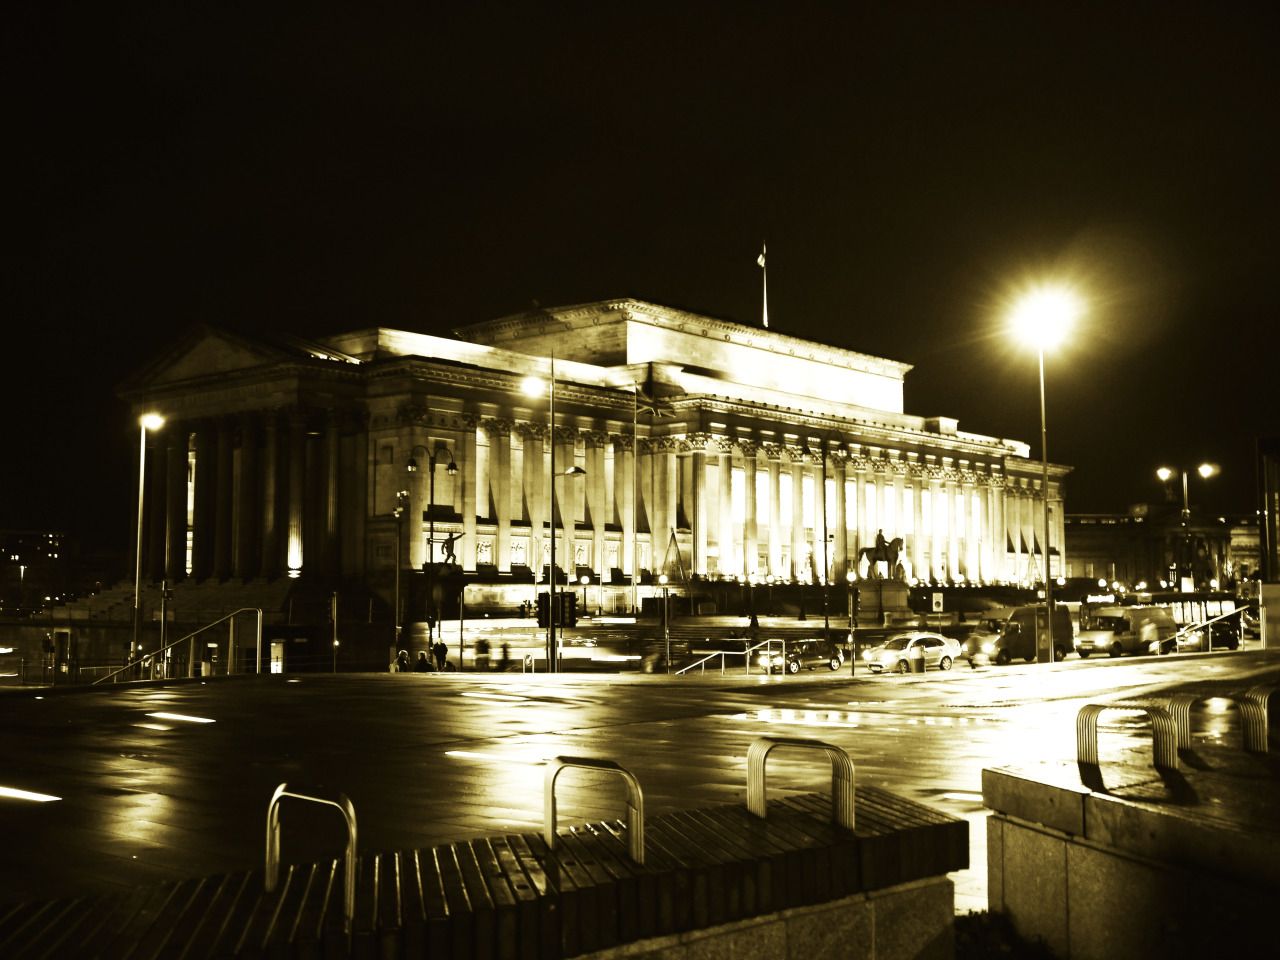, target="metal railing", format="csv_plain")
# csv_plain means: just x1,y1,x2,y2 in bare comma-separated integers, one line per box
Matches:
544,756,645,864
92,608,263,684
746,735,856,830
675,638,781,676
1166,609,1246,653
265,783,358,933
